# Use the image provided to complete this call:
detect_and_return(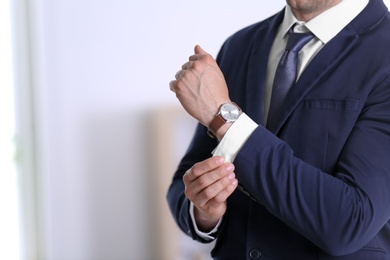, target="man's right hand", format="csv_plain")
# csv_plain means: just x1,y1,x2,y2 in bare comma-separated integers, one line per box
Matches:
183,156,238,232
169,45,231,128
